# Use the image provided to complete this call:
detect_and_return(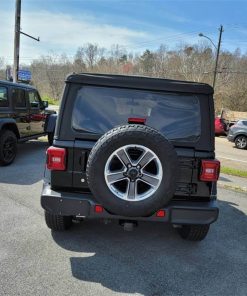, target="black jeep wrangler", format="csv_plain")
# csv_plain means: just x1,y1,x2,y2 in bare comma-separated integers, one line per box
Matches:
41,73,220,241
0,80,57,165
